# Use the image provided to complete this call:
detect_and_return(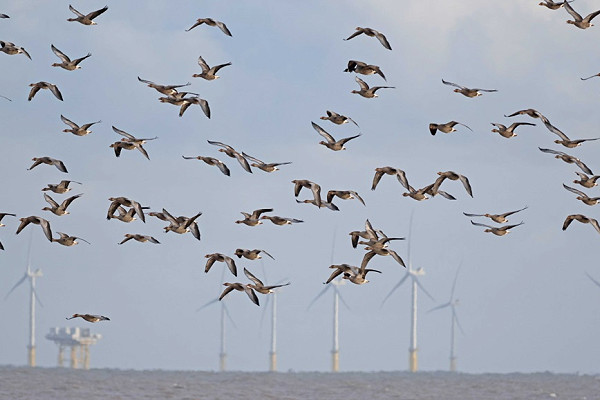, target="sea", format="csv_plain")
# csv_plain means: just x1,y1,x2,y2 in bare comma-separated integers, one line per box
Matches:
1,366,599,400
